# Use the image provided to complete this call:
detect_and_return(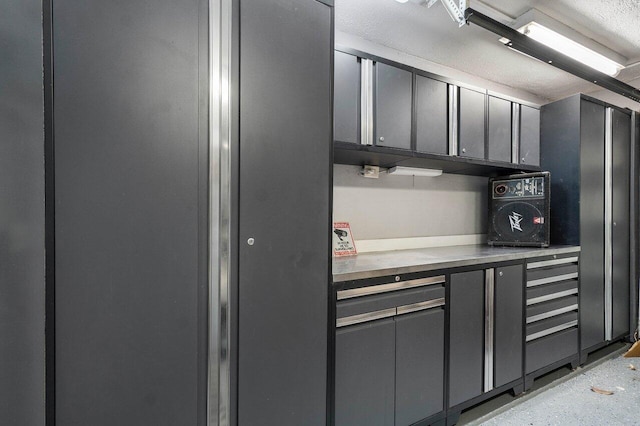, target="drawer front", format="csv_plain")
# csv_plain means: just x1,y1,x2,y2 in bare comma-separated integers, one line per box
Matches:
526,295,579,324
338,275,445,300
527,264,578,285
526,311,578,341
337,285,445,319
526,253,579,269
526,279,578,305
526,327,578,374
